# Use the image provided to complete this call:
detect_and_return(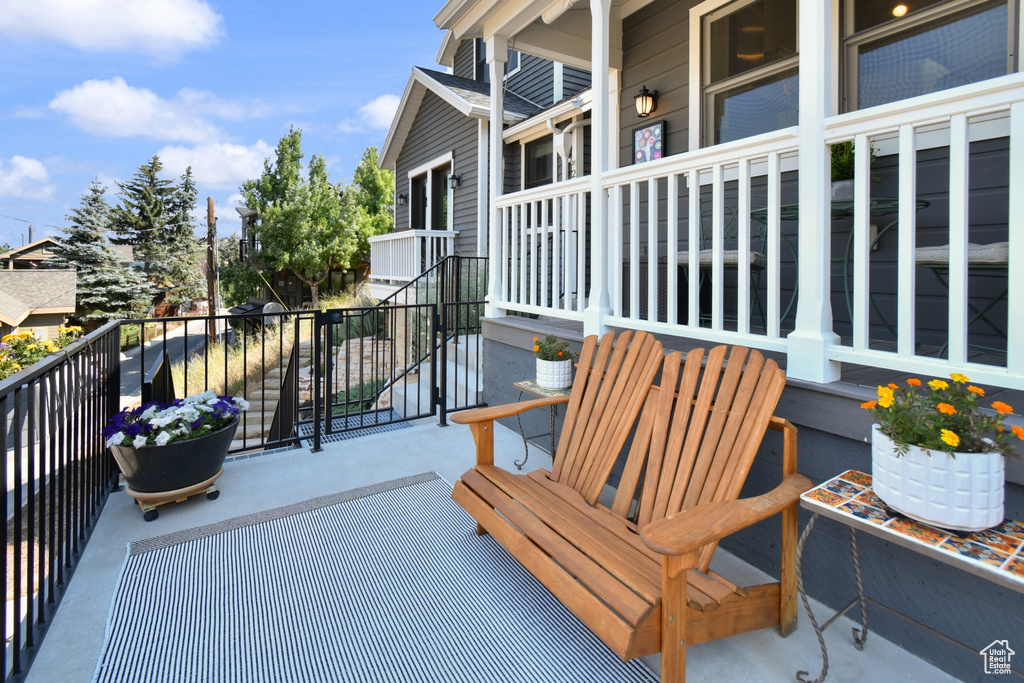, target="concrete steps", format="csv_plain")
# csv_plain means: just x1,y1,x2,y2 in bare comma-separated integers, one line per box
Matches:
229,342,312,452
390,335,482,418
